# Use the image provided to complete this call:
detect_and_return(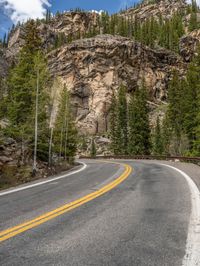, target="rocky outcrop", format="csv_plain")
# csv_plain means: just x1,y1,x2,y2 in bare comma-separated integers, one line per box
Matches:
48,35,186,134
121,0,188,21
180,29,200,62
3,2,197,137
6,11,100,61
48,11,99,36
78,136,112,156
0,136,72,189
